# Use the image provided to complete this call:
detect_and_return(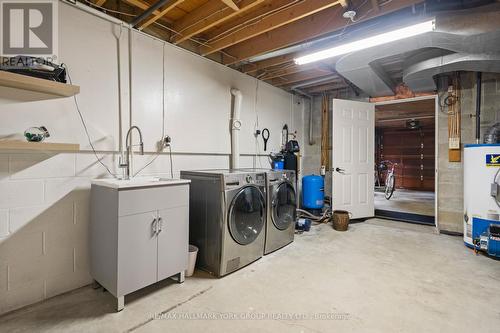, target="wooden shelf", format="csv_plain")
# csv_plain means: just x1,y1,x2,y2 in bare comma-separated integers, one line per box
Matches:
0,140,80,152
0,71,80,98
